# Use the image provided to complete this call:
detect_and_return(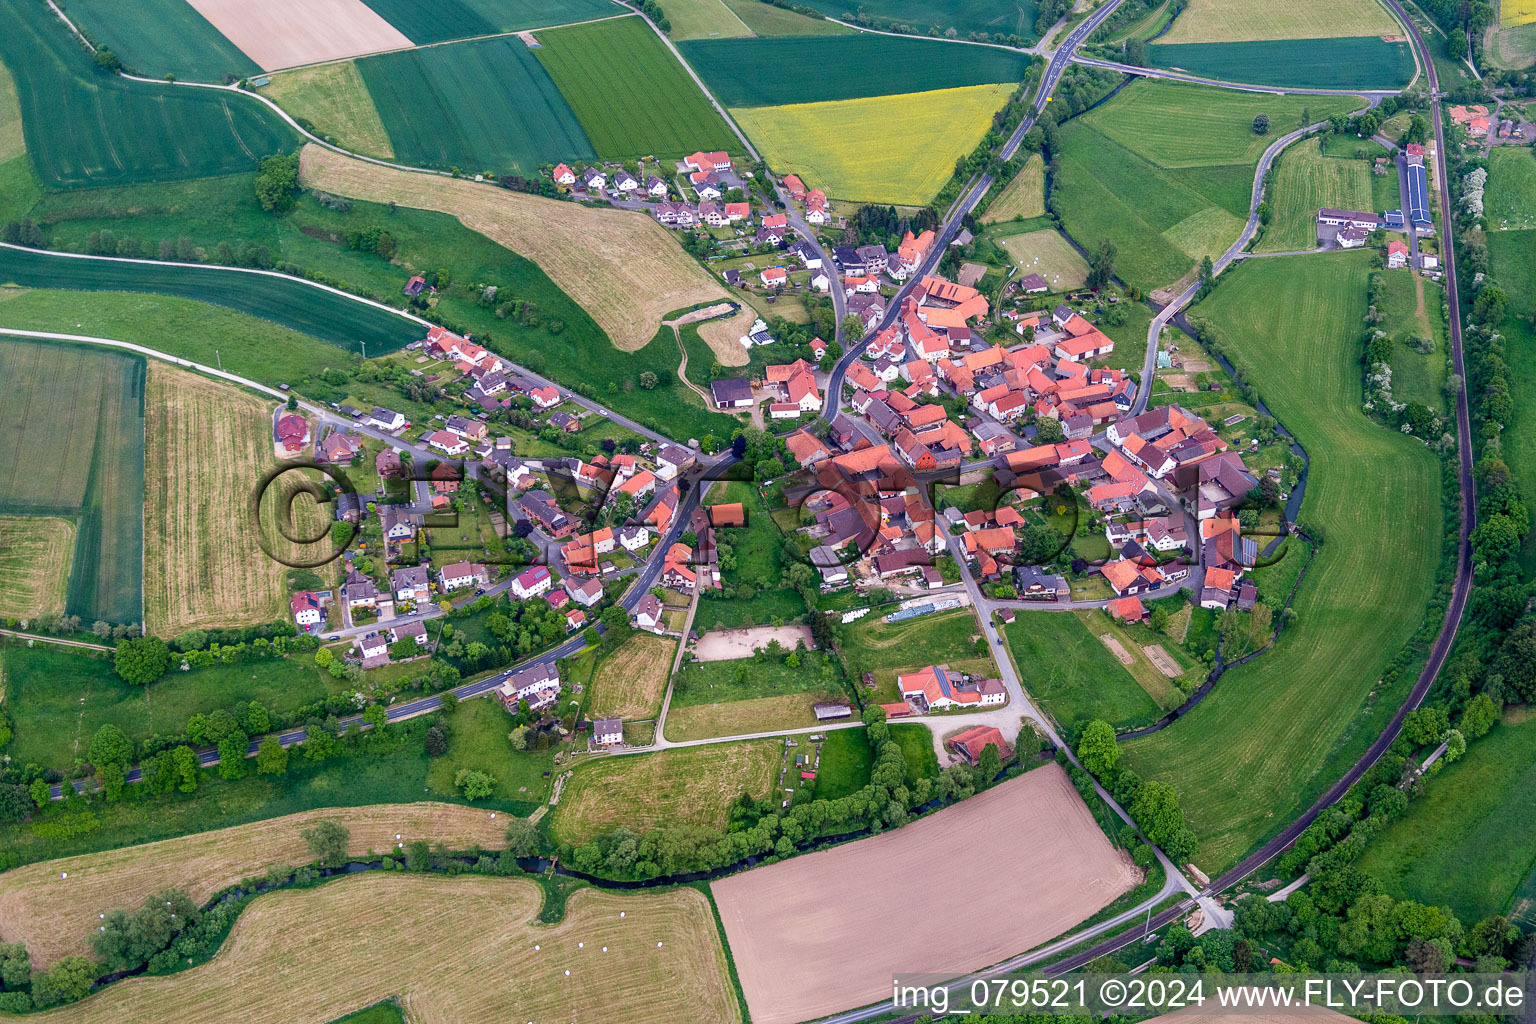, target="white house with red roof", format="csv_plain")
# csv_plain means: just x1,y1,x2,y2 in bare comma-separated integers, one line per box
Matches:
290,591,327,629
440,562,489,592
426,430,470,457
1387,239,1409,268
551,163,576,187
760,266,788,288
684,151,732,173
511,565,553,599
530,385,561,409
